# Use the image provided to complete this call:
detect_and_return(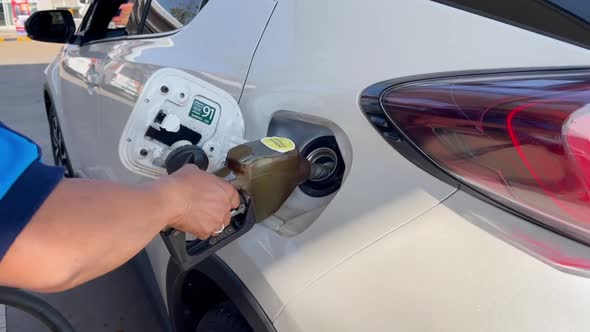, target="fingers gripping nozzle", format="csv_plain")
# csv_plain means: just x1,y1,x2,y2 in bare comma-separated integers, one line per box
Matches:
161,137,311,271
